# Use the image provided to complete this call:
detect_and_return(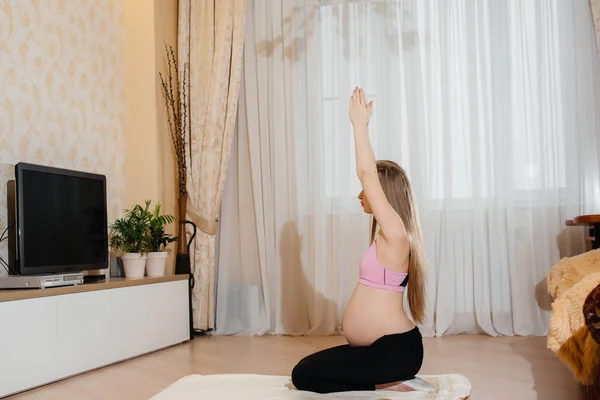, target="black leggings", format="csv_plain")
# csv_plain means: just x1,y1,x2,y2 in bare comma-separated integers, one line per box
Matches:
291,327,423,394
